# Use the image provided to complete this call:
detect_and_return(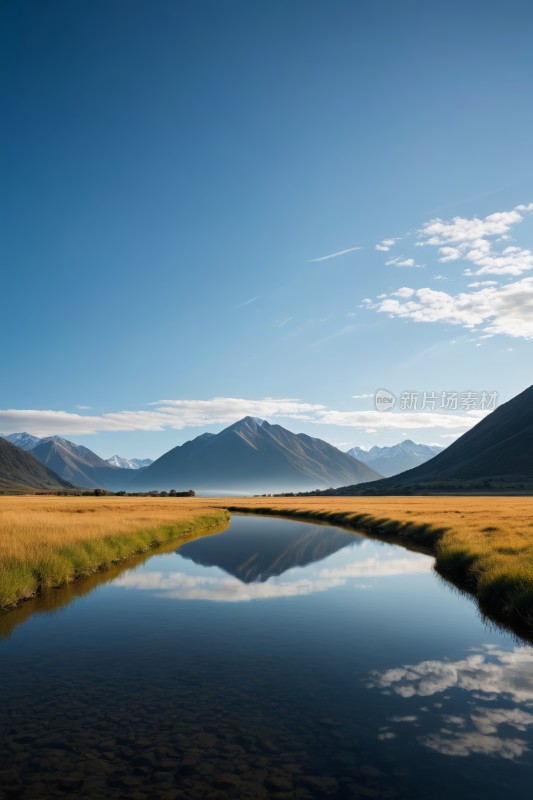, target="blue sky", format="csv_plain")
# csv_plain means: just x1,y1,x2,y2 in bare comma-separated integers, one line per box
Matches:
1,0,532,459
